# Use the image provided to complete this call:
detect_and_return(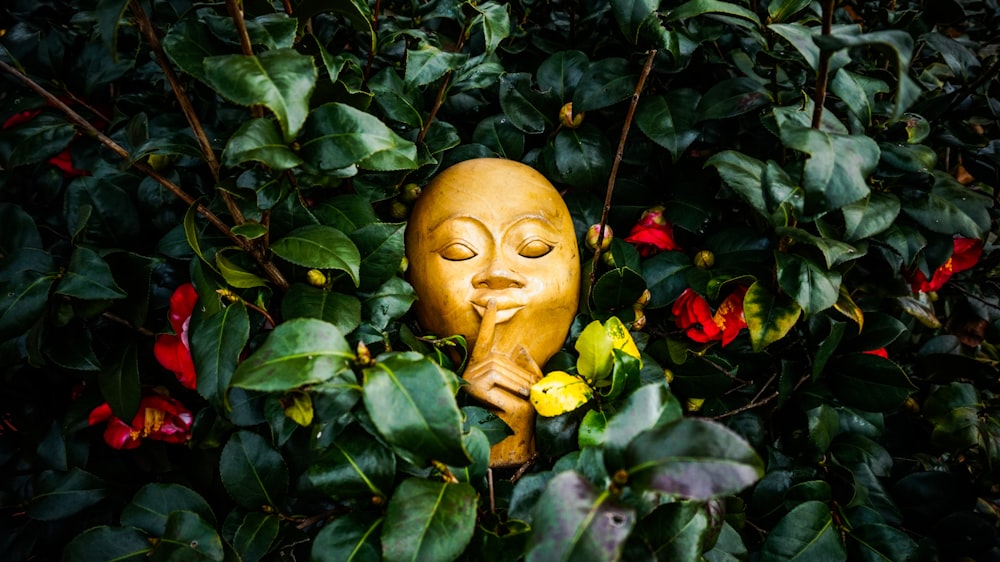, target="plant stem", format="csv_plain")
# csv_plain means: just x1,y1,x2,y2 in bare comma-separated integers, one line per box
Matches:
810,0,836,129
589,50,657,303
364,0,382,82
416,24,469,144
0,59,290,291
226,0,264,119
